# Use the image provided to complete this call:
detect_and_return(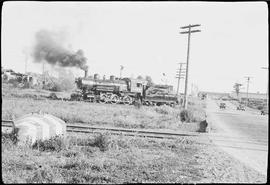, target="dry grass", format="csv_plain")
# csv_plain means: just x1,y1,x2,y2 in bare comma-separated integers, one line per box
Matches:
1,85,265,183
2,96,206,132
2,83,207,132
2,133,265,183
